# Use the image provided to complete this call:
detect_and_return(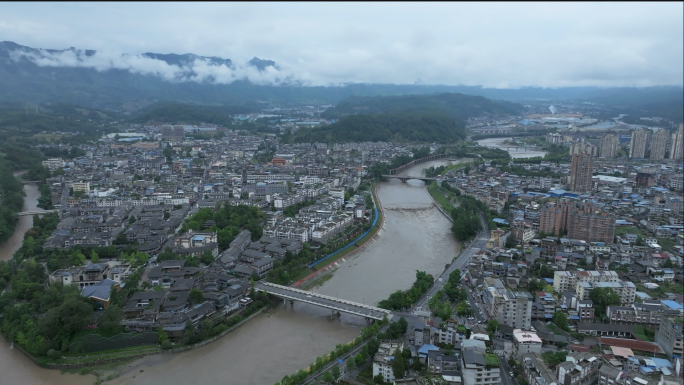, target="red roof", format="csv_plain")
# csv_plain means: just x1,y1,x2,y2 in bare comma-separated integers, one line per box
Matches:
569,344,590,352
598,337,664,354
